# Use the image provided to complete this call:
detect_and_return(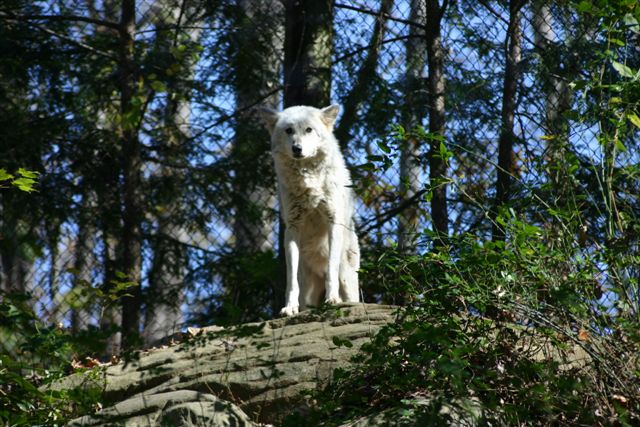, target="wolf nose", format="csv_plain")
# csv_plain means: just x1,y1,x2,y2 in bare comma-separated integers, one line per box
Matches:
292,145,302,157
